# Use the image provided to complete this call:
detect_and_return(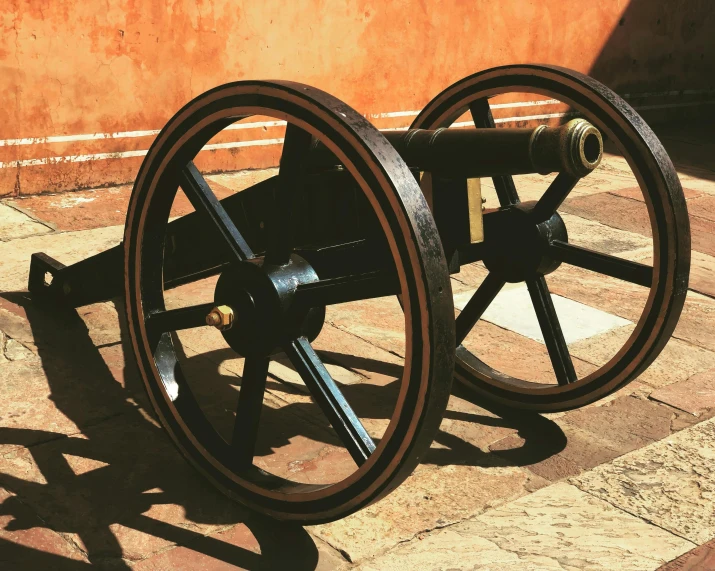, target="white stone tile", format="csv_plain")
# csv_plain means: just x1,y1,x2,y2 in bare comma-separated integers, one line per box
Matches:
0,203,52,241
0,224,123,292
356,483,694,571
311,464,536,564
454,283,631,344
572,417,715,545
